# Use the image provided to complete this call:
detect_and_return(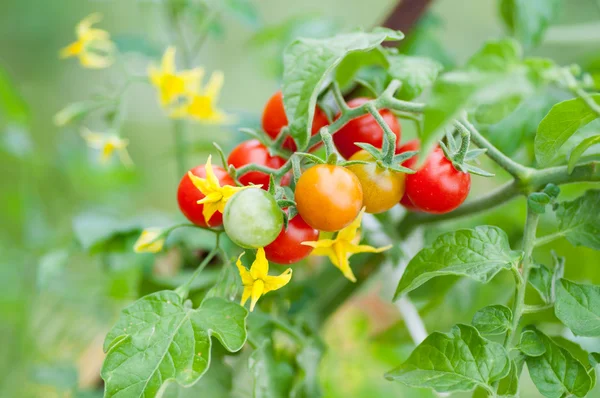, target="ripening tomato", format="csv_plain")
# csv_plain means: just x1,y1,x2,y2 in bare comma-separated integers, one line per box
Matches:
177,165,234,227
333,97,401,159
395,139,420,211
223,188,283,248
347,150,406,214
295,164,363,231
227,139,285,188
405,146,471,214
264,215,319,264
261,90,329,151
